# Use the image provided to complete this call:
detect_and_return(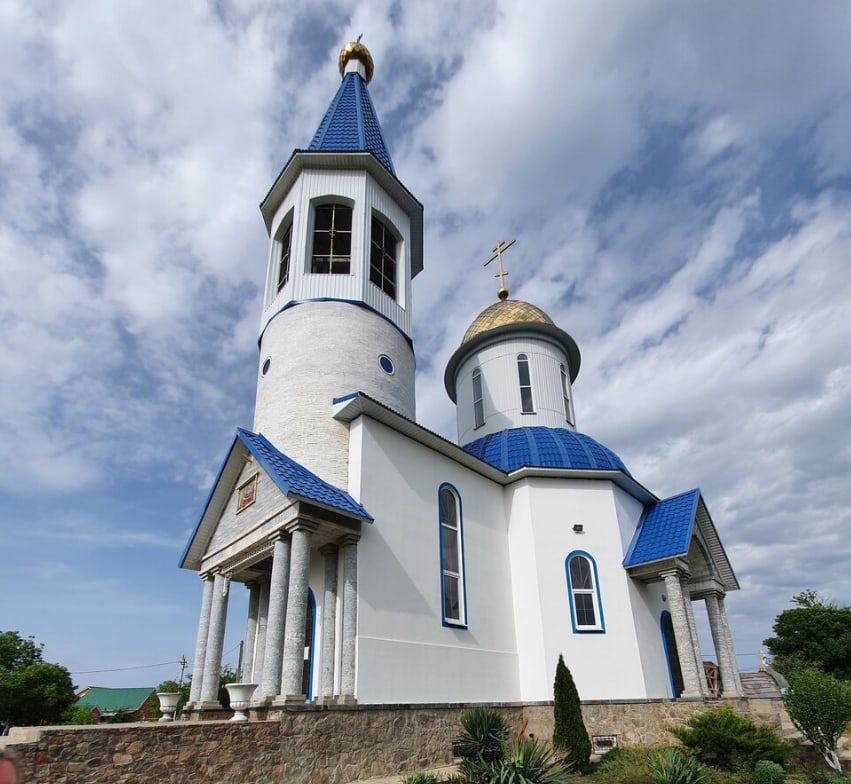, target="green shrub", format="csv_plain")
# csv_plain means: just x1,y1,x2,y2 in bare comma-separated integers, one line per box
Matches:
804,770,851,784
455,706,509,764
649,749,709,784
670,706,792,771
783,668,851,773
593,746,667,784
401,772,441,784
486,735,571,784
750,760,786,784
552,655,591,771
60,703,94,725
